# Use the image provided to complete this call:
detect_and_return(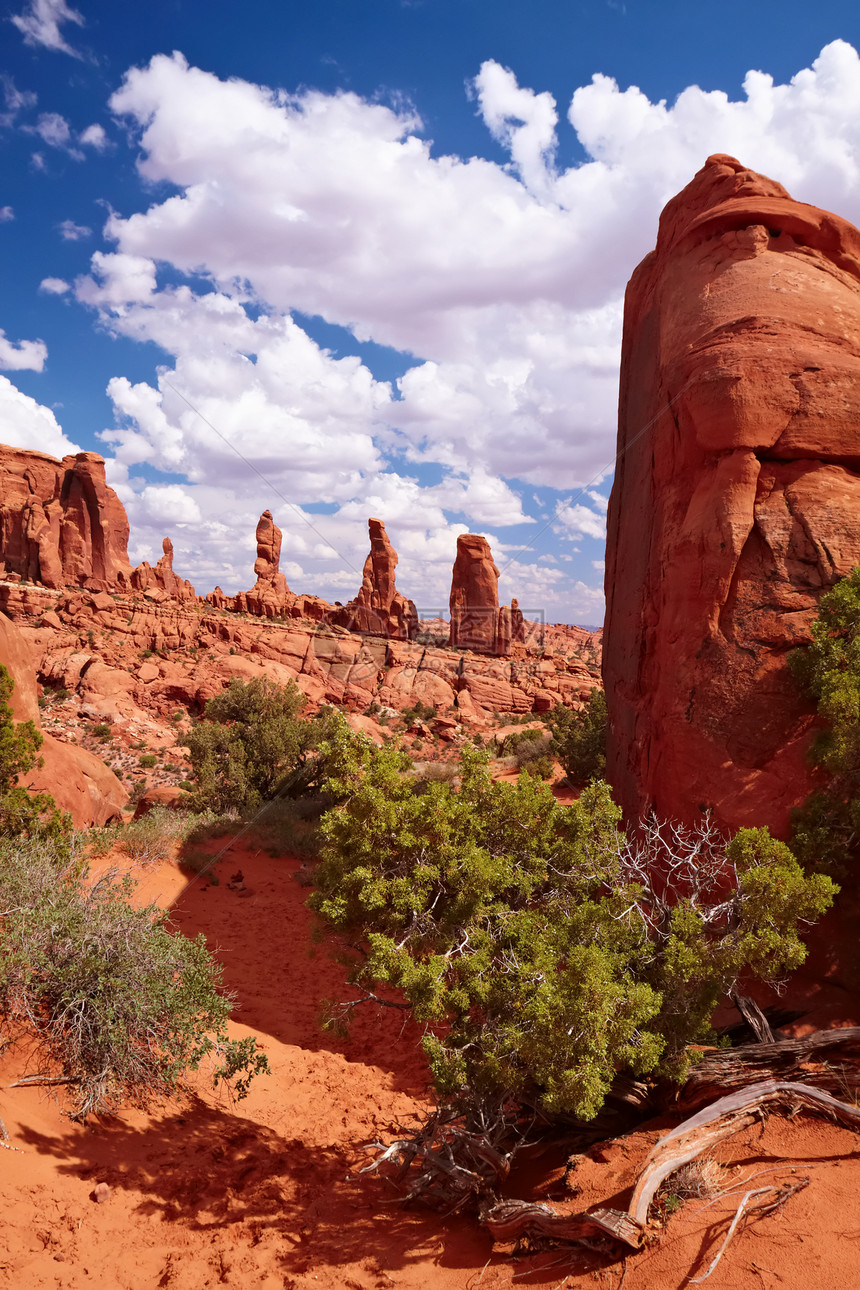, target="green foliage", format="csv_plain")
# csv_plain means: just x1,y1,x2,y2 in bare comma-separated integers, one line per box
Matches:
311,736,833,1120
92,722,113,740
500,727,554,777
0,835,268,1118
138,753,158,769
0,665,68,841
402,701,436,725
546,689,607,785
119,805,198,867
790,567,860,876
185,678,340,815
